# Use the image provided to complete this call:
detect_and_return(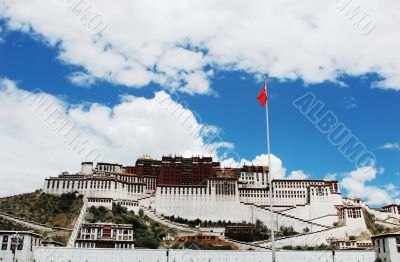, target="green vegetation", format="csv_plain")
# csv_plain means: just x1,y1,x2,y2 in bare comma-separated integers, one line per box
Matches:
164,215,243,228
225,231,254,242
226,219,270,242
253,219,270,241
87,204,175,249
163,215,226,228
0,217,34,232
278,226,298,237
0,190,83,228
163,215,270,242
171,240,233,250
50,234,69,246
364,210,391,235
163,215,301,242
282,244,330,251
